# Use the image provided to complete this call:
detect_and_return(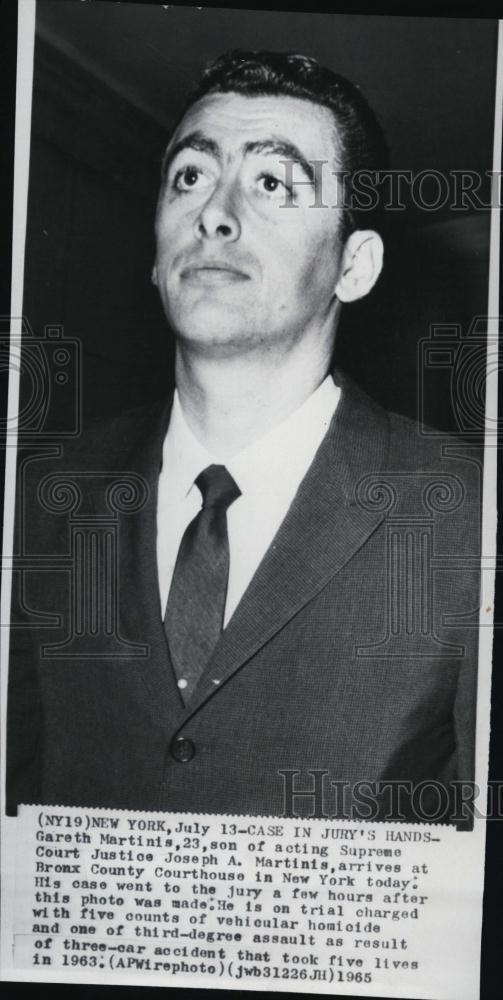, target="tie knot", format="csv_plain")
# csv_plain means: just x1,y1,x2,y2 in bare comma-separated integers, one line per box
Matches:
195,464,241,511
